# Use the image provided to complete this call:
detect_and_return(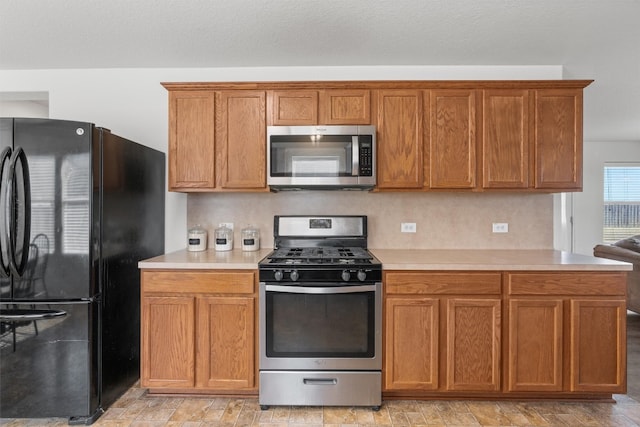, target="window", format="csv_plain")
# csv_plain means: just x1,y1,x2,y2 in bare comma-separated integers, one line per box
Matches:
603,164,640,242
